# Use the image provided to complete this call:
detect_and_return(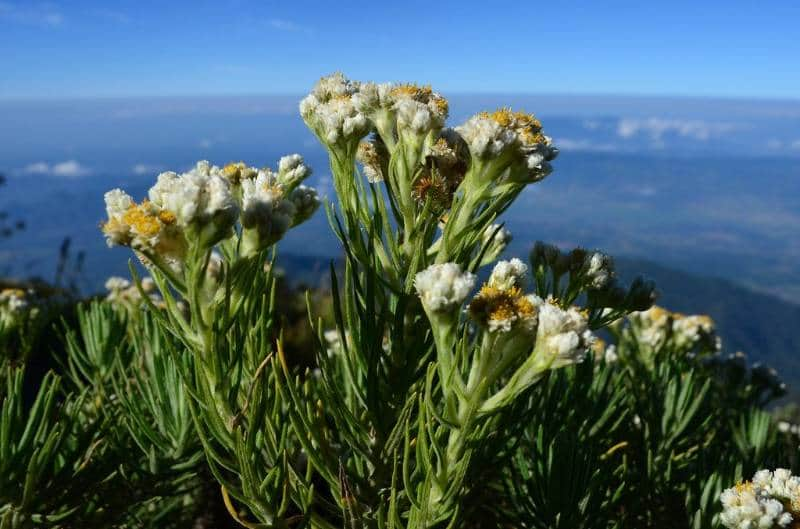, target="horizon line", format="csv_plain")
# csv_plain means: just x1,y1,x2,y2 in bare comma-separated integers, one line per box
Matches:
2,90,800,105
